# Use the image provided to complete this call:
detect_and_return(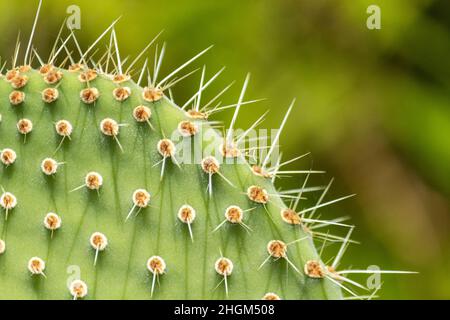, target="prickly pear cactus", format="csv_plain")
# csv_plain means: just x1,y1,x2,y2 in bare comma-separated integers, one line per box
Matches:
0,4,383,300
